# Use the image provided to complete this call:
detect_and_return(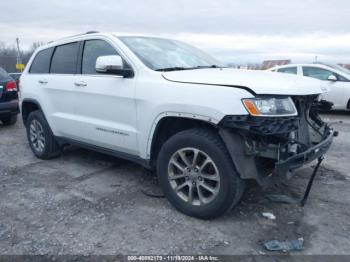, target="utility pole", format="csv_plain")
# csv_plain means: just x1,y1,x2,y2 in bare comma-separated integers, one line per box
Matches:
16,38,23,71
